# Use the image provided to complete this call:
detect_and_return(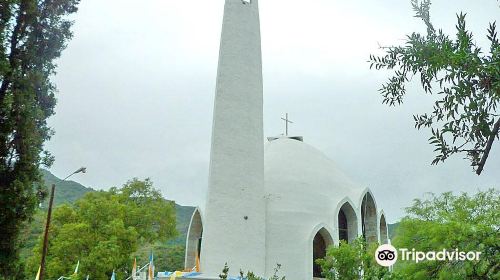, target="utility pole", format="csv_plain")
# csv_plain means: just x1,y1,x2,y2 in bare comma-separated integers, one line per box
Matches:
39,184,55,280
38,167,86,280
